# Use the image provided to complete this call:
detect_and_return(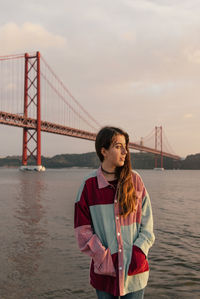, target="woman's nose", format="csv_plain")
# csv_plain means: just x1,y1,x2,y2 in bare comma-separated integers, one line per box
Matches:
121,147,127,155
